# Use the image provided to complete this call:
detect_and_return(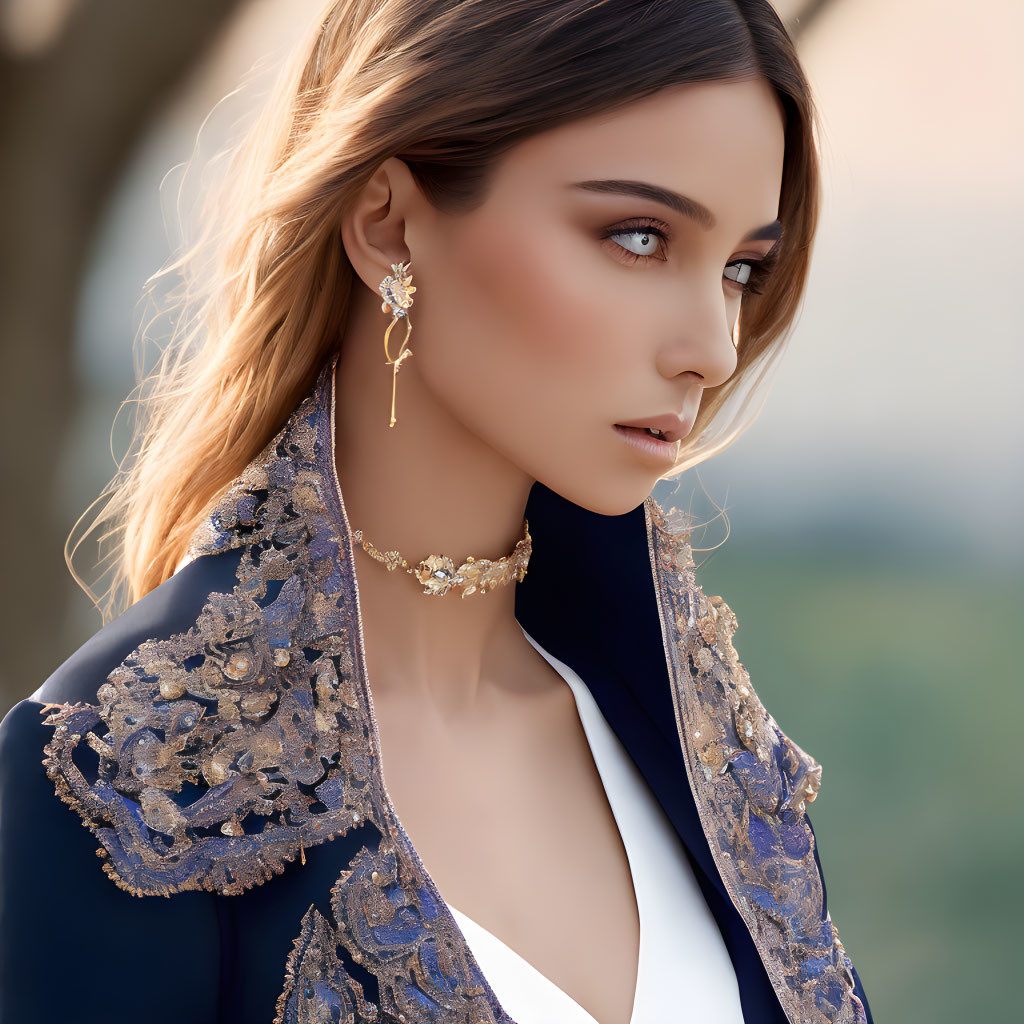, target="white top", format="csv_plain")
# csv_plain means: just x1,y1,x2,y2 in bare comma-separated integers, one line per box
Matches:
444,627,745,1024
